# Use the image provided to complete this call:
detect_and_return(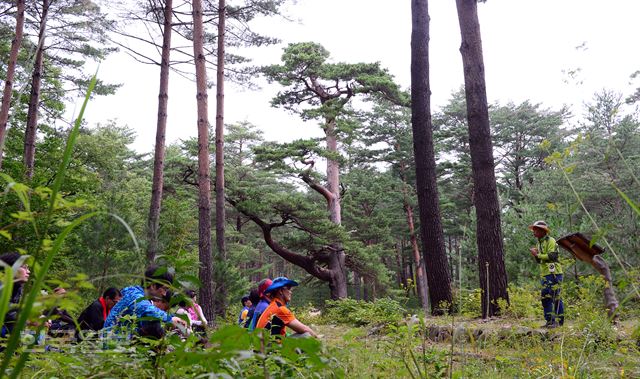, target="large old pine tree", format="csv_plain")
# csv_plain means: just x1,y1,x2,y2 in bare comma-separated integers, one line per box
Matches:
455,0,509,318
411,0,453,314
